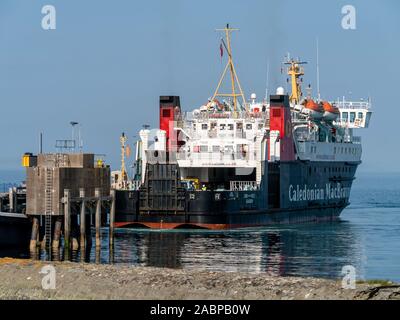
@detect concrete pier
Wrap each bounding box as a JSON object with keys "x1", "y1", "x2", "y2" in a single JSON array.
[{"x1": 24, "y1": 153, "x2": 111, "y2": 259}]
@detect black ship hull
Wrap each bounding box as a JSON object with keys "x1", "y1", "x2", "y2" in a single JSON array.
[
  {"x1": 115, "y1": 160, "x2": 358, "y2": 229},
  {"x1": 0, "y1": 212, "x2": 31, "y2": 247}
]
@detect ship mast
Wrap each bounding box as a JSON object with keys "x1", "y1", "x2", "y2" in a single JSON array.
[
  {"x1": 212, "y1": 24, "x2": 248, "y2": 112},
  {"x1": 119, "y1": 132, "x2": 128, "y2": 187},
  {"x1": 284, "y1": 58, "x2": 307, "y2": 104}
]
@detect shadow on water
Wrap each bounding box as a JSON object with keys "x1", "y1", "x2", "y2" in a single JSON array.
[{"x1": 107, "y1": 220, "x2": 363, "y2": 279}]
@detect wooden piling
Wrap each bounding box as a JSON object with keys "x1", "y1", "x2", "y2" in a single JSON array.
[
  {"x1": 109, "y1": 189, "x2": 116, "y2": 247},
  {"x1": 64, "y1": 189, "x2": 71, "y2": 251},
  {"x1": 86, "y1": 215, "x2": 92, "y2": 247},
  {"x1": 71, "y1": 214, "x2": 79, "y2": 251},
  {"x1": 95, "y1": 246, "x2": 101, "y2": 264},
  {"x1": 95, "y1": 188, "x2": 101, "y2": 248},
  {"x1": 52, "y1": 217, "x2": 62, "y2": 250},
  {"x1": 80, "y1": 188, "x2": 86, "y2": 249},
  {"x1": 29, "y1": 216, "x2": 39, "y2": 252},
  {"x1": 72, "y1": 238, "x2": 79, "y2": 251},
  {"x1": 40, "y1": 235, "x2": 47, "y2": 251}
]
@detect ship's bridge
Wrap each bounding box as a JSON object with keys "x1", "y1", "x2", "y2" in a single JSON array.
[{"x1": 333, "y1": 99, "x2": 372, "y2": 129}]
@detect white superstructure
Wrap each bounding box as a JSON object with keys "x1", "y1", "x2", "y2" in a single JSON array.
[{"x1": 131, "y1": 26, "x2": 372, "y2": 192}]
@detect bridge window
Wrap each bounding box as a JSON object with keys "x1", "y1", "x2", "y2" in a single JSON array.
[
  {"x1": 246, "y1": 124, "x2": 253, "y2": 130},
  {"x1": 342, "y1": 112, "x2": 349, "y2": 122},
  {"x1": 358, "y1": 112, "x2": 364, "y2": 119},
  {"x1": 224, "y1": 145, "x2": 234, "y2": 154},
  {"x1": 228, "y1": 123, "x2": 234, "y2": 130},
  {"x1": 219, "y1": 124, "x2": 226, "y2": 130},
  {"x1": 201, "y1": 123, "x2": 208, "y2": 130},
  {"x1": 350, "y1": 112, "x2": 356, "y2": 123}
]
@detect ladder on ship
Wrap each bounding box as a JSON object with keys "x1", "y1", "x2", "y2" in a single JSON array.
[{"x1": 44, "y1": 168, "x2": 53, "y2": 253}]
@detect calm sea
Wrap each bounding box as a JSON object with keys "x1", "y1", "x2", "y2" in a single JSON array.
[{"x1": 1, "y1": 170, "x2": 399, "y2": 282}]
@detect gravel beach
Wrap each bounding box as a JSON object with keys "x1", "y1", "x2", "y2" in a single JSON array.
[{"x1": 0, "y1": 258, "x2": 399, "y2": 300}]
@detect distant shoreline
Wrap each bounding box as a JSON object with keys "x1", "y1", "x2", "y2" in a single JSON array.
[{"x1": 0, "y1": 258, "x2": 398, "y2": 300}]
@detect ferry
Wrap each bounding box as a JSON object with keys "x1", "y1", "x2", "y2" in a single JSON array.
[{"x1": 113, "y1": 25, "x2": 372, "y2": 229}]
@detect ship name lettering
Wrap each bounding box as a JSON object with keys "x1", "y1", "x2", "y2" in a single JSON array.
[{"x1": 289, "y1": 183, "x2": 349, "y2": 202}]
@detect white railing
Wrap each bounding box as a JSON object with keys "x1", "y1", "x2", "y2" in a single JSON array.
[
  {"x1": 295, "y1": 131, "x2": 316, "y2": 142},
  {"x1": 230, "y1": 181, "x2": 259, "y2": 191},
  {"x1": 182, "y1": 110, "x2": 268, "y2": 121},
  {"x1": 180, "y1": 128, "x2": 250, "y2": 141},
  {"x1": 176, "y1": 151, "x2": 252, "y2": 162},
  {"x1": 333, "y1": 100, "x2": 371, "y2": 110},
  {"x1": 351, "y1": 136, "x2": 362, "y2": 144}
]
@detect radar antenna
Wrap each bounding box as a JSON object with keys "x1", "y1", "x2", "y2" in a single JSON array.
[{"x1": 284, "y1": 57, "x2": 307, "y2": 104}]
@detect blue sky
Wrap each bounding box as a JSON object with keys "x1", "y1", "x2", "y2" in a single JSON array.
[{"x1": 0, "y1": 0, "x2": 399, "y2": 173}]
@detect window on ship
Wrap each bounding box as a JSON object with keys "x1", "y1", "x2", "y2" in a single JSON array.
[{"x1": 350, "y1": 112, "x2": 356, "y2": 123}]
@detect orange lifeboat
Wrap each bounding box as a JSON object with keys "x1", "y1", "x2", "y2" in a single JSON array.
[
  {"x1": 322, "y1": 101, "x2": 340, "y2": 121},
  {"x1": 304, "y1": 99, "x2": 324, "y2": 119}
]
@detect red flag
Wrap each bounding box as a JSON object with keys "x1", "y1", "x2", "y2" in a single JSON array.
[{"x1": 220, "y1": 43, "x2": 223, "y2": 58}]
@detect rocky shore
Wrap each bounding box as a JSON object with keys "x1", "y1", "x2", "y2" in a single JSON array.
[{"x1": 0, "y1": 258, "x2": 399, "y2": 300}]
